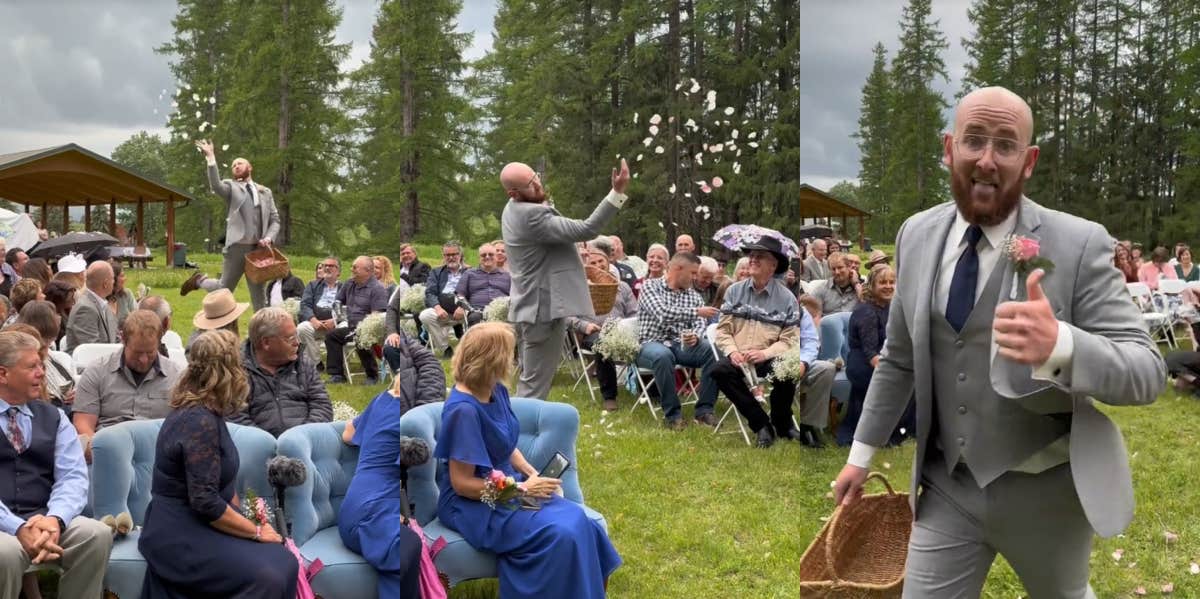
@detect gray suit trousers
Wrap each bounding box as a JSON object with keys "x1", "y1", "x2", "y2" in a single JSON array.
[
  {"x1": 903, "y1": 452, "x2": 1097, "y2": 599},
  {"x1": 515, "y1": 319, "x2": 566, "y2": 400},
  {"x1": 201, "y1": 242, "x2": 267, "y2": 310}
]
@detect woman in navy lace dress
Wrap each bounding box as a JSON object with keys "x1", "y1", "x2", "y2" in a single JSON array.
[{"x1": 139, "y1": 330, "x2": 298, "y2": 598}]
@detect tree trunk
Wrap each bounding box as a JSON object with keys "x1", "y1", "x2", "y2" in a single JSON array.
[
  {"x1": 402, "y1": 66, "x2": 419, "y2": 241},
  {"x1": 276, "y1": 0, "x2": 293, "y2": 245}
]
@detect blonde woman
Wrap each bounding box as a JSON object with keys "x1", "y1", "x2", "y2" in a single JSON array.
[
  {"x1": 373, "y1": 255, "x2": 398, "y2": 298},
  {"x1": 138, "y1": 330, "x2": 298, "y2": 598},
  {"x1": 435, "y1": 322, "x2": 621, "y2": 598}
]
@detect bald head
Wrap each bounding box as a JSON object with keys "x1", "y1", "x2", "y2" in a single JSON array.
[
  {"x1": 231, "y1": 157, "x2": 253, "y2": 181},
  {"x1": 85, "y1": 261, "x2": 114, "y2": 297},
  {"x1": 675, "y1": 234, "x2": 695, "y2": 254},
  {"x1": 954, "y1": 86, "x2": 1034, "y2": 145},
  {"x1": 500, "y1": 162, "x2": 545, "y2": 202}
]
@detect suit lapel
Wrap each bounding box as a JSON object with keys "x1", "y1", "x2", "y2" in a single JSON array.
[
  {"x1": 912, "y1": 204, "x2": 957, "y2": 354},
  {"x1": 996, "y1": 196, "x2": 1042, "y2": 304}
]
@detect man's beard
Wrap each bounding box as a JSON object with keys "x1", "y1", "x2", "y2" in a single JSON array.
[
  {"x1": 519, "y1": 187, "x2": 546, "y2": 203},
  {"x1": 950, "y1": 170, "x2": 1022, "y2": 226}
]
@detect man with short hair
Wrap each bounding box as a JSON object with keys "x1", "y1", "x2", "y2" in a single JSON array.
[
  {"x1": 567, "y1": 248, "x2": 639, "y2": 412},
  {"x1": 64, "y1": 261, "x2": 117, "y2": 348},
  {"x1": 592, "y1": 236, "x2": 637, "y2": 289},
  {"x1": 802, "y1": 239, "x2": 830, "y2": 281},
  {"x1": 297, "y1": 257, "x2": 343, "y2": 369},
  {"x1": 4, "y1": 249, "x2": 28, "y2": 278},
  {"x1": 695, "y1": 256, "x2": 720, "y2": 306},
  {"x1": 325, "y1": 256, "x2": 389, "y2": 385},
  {"x1": 234, "y1": 307, "x2": 331, "y2": 436},
  {"x1": 452, "y1": 243, "x2": 511, "y2": 323},
  {"x1": 181, "y1": 140, "x2": 281, "y2": 311},
  {"x1": 675, "y1": 234, "x2": 696, "y2": 255},
  {"x1": 0, "y1": 330, "x2": 112, "y2": 598},
  {"x1": 712, "y1": 239, "x2": 833, "y2": 448},
  {"x1": 419, "y1": 242, "x2": 469, "y2": 358},
  {"x1": 814, "y1": 253, "x2": 861, "y2": 315},
  {"x1": 635, "y1": 252, "x2": 719, "y2": 429},
  {"x1": 397, "y1": 243, "x2": 431, "y2": 285},
  {"x1": 610, "y1": 235, "x2": 647, "y2": 279},
  {"x1": 72, "y1": 310, "x2": 183, "y2": 463},
  {"x1": 137, "y1": 295, "x2": 173, "y2": 356}
]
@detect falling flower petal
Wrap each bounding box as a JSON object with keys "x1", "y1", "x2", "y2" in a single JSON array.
[
  {"x1": 221, "y1": 163, "x2": 228, "y2": 168},
  {"x1": 649, "y1": 125, "x2": 659, "y2": 136},
  {"x1": 674, "y1": 82, "x2": 683, "y2": 91},
  {"x1": 702, "y1": 143, "x2": 709, "y2": 151},
  {"x1": 733, "y1": 162, "x2": 742, "y2": 174},
  {"x1": 654, "y1": 146, "x2": 664, "y2": 154},
  {"x1": 748, "y1": 142, "x2": 759, "y2": 148},
  {"x1": 171, "y1": 100, "x2": 178, "y2": 107},
  {"x1": 748, "y1": 131, "x2": 758, "y2": 139},
  {"x1": 685, "y1": 118, "x2": 697, "y2": 130},
  {"x1": 1134, "y1": 587, "x2": 1146, "y2": 596},
  {"x1": 181, "y1": 132, "x2": 189, "y2": 140},
  {"x1": 192, "y1": 93, "x2": 200, "y2": 102},
  {"x1": 657, "y1": 221, "x2": 664, "y2": 228},
  {"x1": 675, "y1": 135, "x2": 684, "y2": 143},
  {"x1": 684, "y1": 192, "x2": 691, "y2": 198},
  {"x1": 727, "y1": 142, "x2": 737, "y2": 151},
  {"x1": 694, "y1": 206, "x2": 703, "y2": 212},
  {"x1": 668, "y1": 116, "x2": 675, "y2": 123},
  {"x1": 194, "y1": 111, "x2": 202, "y2": 119},
  {"x1": 724, "y1": 107, "x2": 735, "y2": 115},
  {"x1": 712, "y1": 177, "x2": 724, "y2": 188},
  {"x1": 183, "y1": 83, "x2": 191, "y2": 90},
  {"x1": 649, "y1": 114, "x2": 662, "y2": 125},
  {"x1": 736, "y1": 149, "x2": 743, "y2": 157},
  {"x1": 694, "y1": 154, "x2": 704, "y2": 165},
  {"x1": 689, "y1": 79, "x2": 700, "y2": 93},
  {"x1": 209, "y1": 96, "x2": 216, "y2": 104},
  {"x1": 711, "y1": 143, "x2": 724, "y2": 153},
  {"x1": 198, "y1": 122, "x2": 208, "y2": 132},
  {"x1": 700, "y1": 184, "x2": 712, "y2": 194},
  {"x1": 1190, "y1": 562, "x2": 1199, "y2": 575},
  {"x1": 882, "y1": 462, "x2": 891, "y2": 470},
  {"x1": 636, "y1": 154, "x2": 643, "y2": 161},
  {"x1": 221, "y1": 144, "x2": 230, "y2": 151},
  {"x1": 633, "y1": 112, "x2": 639, "y2": 124},
  {"x1": 899, "y1": 427, "x2": 906, "y2": 435},
  {"x1": 669, "y1": 184, "x2": 677, "y2": 194},
  {"x1": 703, "y1": 212, "x2": 711, "y2": 220},
  {"x1": 732, "y1": 129, "x2": 739, "y2": 139},
  {"x1": 632, "y1": 173, "x2": 638, "y2": 179},
  {"x1": 643, "y1": 137, "x2": 653, "y2": 147}
]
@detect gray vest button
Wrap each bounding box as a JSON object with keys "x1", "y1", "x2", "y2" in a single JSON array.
[
  {"x1": 957, "y1": 373, "x2": 966, "y2": 382},
  {"x1": 957, "y1": 405, "x2": 967, "y2": 415}
]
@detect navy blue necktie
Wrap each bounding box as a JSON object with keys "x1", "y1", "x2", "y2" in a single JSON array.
[{"x1": 946, "y1": 225, "x2": 984, "y2": 332}]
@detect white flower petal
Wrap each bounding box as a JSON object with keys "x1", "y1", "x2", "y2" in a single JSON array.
[
  {"x1": 649, "y1": 125, "x2": 659, "y2": 136},
  {"x1": 733, "y1": 162, "x2": 741, "y2": 174},
  {"x1": 712, "y1": 177, "x2": 724, "y2": 188},
  {"x1": 668, "y1": 116, "x2": 675, "y2": 123},
  {"x1": 636, "y1": 154, "x2": 643, "y2": 161},
  {"x1": 711, "y1": 143, "x2": 723, "y2": 153},
  {"x1": 221, "y1": 144, "x2": 230, "y2": 151},
  {"x1": 209, "y1": 96, "x2": 216, "y2": 104},
  {"x1": 657, "y1": 221, "x2": 664, "y2": 228},
  {"x1": 748, "y1": 142, "x2": 759, "y2": 148},
  {"x1": 694, "y1": 206, "x2": 703, "y2": 212},
  {"x1": 633, "y1": 112, "x2": 639, "y2": 124},
  {"x1": 649, "y1": 113, "x2": 662, "y2": 125},
  {"x1": 732, "y1": 129, "x2": 739, "y2": 139},
  {"x1": 192, "y1": 93, "x2": 200, "y2": 102},
  {"x1": 195, "y1": 111, "x2": 202, "y2": 119},
  {"x1": 1190, "y1": 562, "x2": 1199, "y2": 575},
  {"x1": 643, "y1": 137, "x2": 653, "y2": 147},
  {"x1": 632, "y1": 173, "x2": 639, "y2": 179},
  {"x1": 183, "y1": 83, "x2": 191, "y2": 90},
  {"x1": 669, "y1": 184, "x2": 677, "y2": 194},
  {"x1": 654, "y1": 146, "x2": 664, "y2": 154},
  {"x1": 689, "y1": 79, "x2": 700, "y2": 93},
  {"x1": 700, "y1": 184, "x2": 712, "y2": 194},
  {"x1": 683, "y1": 192, "x2": 691, "y2": 198},
  {"x1": 181, "y1": 132, "x2": 189, "y2": 140},
  {"x1": 675, "y1": 135, "x2": 684, "y2": 143},
  {"x1": 171, "y1": 100, "x2": 178, "y2": 107},
  {"x1": 685, "y1": 118, "x2": 697, "y2": 130},
  {"x1": 724, "y1": 107, "x2": 735, "y2": 115},
  {"x1": 748, "y1": 131, "x2": 757, "y2": 139},
  {"x1": 736, "y1": 149, "x2": 742, "y2": 156}
]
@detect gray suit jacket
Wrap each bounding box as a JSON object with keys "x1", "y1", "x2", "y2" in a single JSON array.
[
  {"x1": 501, "y1": 194, "x2": 620, "y2": 324},
  {"x1": 207, "y1": 164, "x2": 281, "y2": 248},
  {"x1": 855, "y1": 197, "x2": 1165, "y2": 538},
  {"x1": 65, "y1": 289, "x2": 118, "y2": 349}
]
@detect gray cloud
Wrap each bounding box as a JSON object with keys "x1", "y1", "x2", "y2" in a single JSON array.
[
  {"x1": 0, "y1": 0, "x2": 498, "y2": 158},
  {"x1": 800, "y1": 0, "x2": 973, "y2": 190}
]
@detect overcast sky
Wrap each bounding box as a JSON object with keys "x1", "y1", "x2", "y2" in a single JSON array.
[
  {"x1": 0, "y1": 0, "x2": 498, "y2": 158},
  {"x1": 800, "y1": 0, "x2": 974, "y2": 192}
]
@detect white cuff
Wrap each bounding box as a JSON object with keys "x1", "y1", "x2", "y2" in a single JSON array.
[
  {"x1": 1032, "y1": 321, "x2": 1074, "y2": 384},
  {"x1": 605, "y1": 190, "x2": 628, "y2": 209},
  {"x1": 206, "y1": 157, "x2": 217, "y2": 167},
  {"x1": 847, "y1": 441, "x2": 879, "y2": 469}
]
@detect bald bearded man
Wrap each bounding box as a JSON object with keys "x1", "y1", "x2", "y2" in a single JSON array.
[
  {"x1": 501, "y1": 159, "x2": 630, "y2": 399},
  {"x1": 181, "y1": 139, "x2": 280, "y2": 311}
]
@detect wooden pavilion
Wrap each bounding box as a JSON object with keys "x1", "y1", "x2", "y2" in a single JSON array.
[{"x1": 799, "y1": 183, "x2": 871, "y2": 249}]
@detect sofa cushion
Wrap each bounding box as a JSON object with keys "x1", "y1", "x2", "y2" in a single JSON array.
[
  {"x1": 103, "y1": 531, "x2": 146, "y2": 599},
  {"x1": 276, "y1": 422, "x2": 359, "y2": 546},
  {"x1": 300, "y1": 527, "x2": 378, "y2": 599}
]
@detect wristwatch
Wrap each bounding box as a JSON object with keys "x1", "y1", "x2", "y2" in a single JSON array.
[
  {"x1": 52, "y1": 516, "x2": 65, "y2": 533},
  {"x1": 253, "y1": 525, "x2": 262, "y2": 541}
]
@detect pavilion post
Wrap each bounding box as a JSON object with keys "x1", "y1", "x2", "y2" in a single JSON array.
[
  {"x1": 166, "y1": 199, "x2": 176, "y2": 268},
  {"x1": 22, "y1": 205, "x2": 28, "y2": 214},
  {"x1": 61, "y1": 202, "x2": 69, "y2": 234},
  {"x1": 84, "y1": 202, "x2": 91, "y2": 232},
  {"x1": 859, "y1": 215, "x2": 865, "y2": 250},
  {"x1": 109, "y1": 200, "x2": 117, "y2": 238},
  {"x1": 136, "y1": 198, "x2": 145, "y2": 248},
  {"x1": 40, "y1": 202, "x2": 47, "y2": 230}
]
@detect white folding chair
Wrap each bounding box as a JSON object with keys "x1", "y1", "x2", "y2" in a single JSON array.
[
  {"x1": 161, "y1": 330, "x2": 184, "y2": 351},
  {"x1": 71, "y1": 343, "x2": 123, "y2": 375},
  {"x1": 1127, "y1": 282, "x2": 1176, "y2": 348},
  {"x1": 705, "y1": 324, "x2": 752, "y2": 445},
  {"x1": 569, "y1": 330, "x2": 599, "y2": 403},
  {"x1": 166, "y1": 347, "x2": 188, "y2": 370}
]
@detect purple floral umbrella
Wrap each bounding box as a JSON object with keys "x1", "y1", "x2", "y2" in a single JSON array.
[{"x1": 712, "y1": 224, "x2": 800, "y2": 258}]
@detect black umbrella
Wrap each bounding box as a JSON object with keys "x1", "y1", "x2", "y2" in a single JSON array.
[
  {"x1": 797, "y1": 224, "x2": 833, "y2": 240},
  {"x1": 29, "y1": 231, "x2": 119, "y2": 259}
]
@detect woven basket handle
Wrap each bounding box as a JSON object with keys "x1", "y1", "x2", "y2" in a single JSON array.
[{"x1": 823, "y1": 472, "x2": 897, "y2": 580}]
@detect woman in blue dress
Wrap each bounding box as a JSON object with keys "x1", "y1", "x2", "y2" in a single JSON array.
[
  {"x1": 435, "y1": 322, "x2": 621, "y2": 598},
  {"x1": 338, "y1": 331, "x2": 446, "y2": 597},
  {"x1": 139, "y1": 330, "x2": 298, "y2": 598}
]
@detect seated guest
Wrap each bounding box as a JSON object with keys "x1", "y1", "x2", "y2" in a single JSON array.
[
  {"x1": 695, "y1": 256, "x2": 720, "y2": 306},
  {"x1": 5, "y1": 248, "x2": 28, "y2": 280},
  {"x1": 17, "y1": 301, "x2": 76, "y2": 417},
  {"x1": 107, "y1": 263, "x2": 137, "y2": 328},
  {"x1": 396, "y1": 243, "x2": 431, "y2": 285},
  {"x1": 419, "y1": 242, "x2": 469, "y2": 358},
  {"x1": 0, "y1": 330, "x2": 112, "y2": 599},
  {"x1": 138, "y1": 295, "x2": 174, "y2": 356},
  {"x1": 632, "y1": 243, "x2": 669, "y2": 298},
  {"x1": 635, "y1": 252, "x2": 719, "y2": 429},
  {"x1": 610, "y1": 234, "x2": 647, "y2": 278},
  {"x1": 374, "y1": 255, "x2": 399, "y2": 298},
  {"x1": 865, "y1": 249, "x2": 891, "y2": 270},
  {"x1": 325, "y1": 256, "x2": 389, "y2": 385},
  {"x1": 836, "y1": 264, "x2": 909, "y2": 446},
  {"x1": 434, "y1": 323, "x2": 621, "y2": 598},
  {"x1": 1132, "y1": 242, "x2": 1145, "y2": 268},
  {"x1": 266, "y1": 269, "x2": 304, "y2": 307},
  {"x1": 712, "y1": 239, "x2": 834, "y2": 448},
  {"x1": 64, "y1": 261, "x2": 116, "y2": 349},
  {"x1": 21, "y1": 258, "x2": 52, "y2": 289},
  {"x1": 1139, "y1": 245, "x2": 1179, "y2": 290},
  {"x1": 73, "y1": 310, "x2": 184, "y2": 463},
  {"x1": 43, "y1": 281, "x2": 76, "y2": 347},
  {"x1": 187, "y1": 289, "x2": 249, "y2": 350},
  {"x1": 1177, "y1": 246, "x2": 1199, "y2": 282},
  {"x1": 1114, "y1": 243, "x2": 1139, "y2": 283},
  {"x1": 337, "y1": 335, "x2": 446, "y2": 598},
  {"x1": 814, "y1": 253, "x2": 861, "y2": 315},
  {"x1": 452, "y1": 243, "x2": 511, "y2": 323},
  {"x1": 234, "y1": 307, "x2": 332, "y2": 436},
  {"x1": 802, "y1": 238, "x2": 830, "y2": 281},
  {"x1": 296, "y1": 257, "x2": 342, "y2": 370},
  {"x1": 591, "y1": 236, "x2": 637, "y2": 289},
  {"x1": 7, "y1": 279, "x2": 43, "y2": 327},
  {"x1": 490, "y1": 239, "x2": 509, "y2": 271},
  {"x1": 675, "y1": 234, "x2": 696, "y2": 255},
  {"x1": 383, "y1": 310, "x2": 449, "y2": 389},
  {"x1": 799, "y1": 294, "x2": 822, "y2": 329},
  {"x1": 53, "y1": 253, "x2": 86, "y2": 292},
  {"x1": 712, "y1": 257, "x2": 752, "y2": 309},
  {"x1": 138, "y1": 330, "x2": 298, "y2": 598},
  {"x1": 567, "y1": 248, "x2": 639, "y2": 412}
]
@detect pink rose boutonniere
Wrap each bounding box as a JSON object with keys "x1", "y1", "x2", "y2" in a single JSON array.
[{"x1": 1003, "y1": 235, "x2": 1054, "y2": 299}]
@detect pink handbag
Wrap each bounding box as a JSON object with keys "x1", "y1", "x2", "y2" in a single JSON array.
[
  {"x1": 407, "y1": 519, "x2": 448, "y2": 599},
  {"x1": 285, "y1": 538, "x2": 324, "y2": 599}
]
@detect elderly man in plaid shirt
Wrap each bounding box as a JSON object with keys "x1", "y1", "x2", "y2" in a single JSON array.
[{"x1": 635, "y1": 252, "x2": 720, "y2": 429}]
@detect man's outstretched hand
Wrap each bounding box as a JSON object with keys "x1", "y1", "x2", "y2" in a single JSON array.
[
  {"x1": 611, "y1": 158, "x2": 630, "y2": 195},
  {"x1": 195, "y1": 139, "x2": 215, "y2": 160}
]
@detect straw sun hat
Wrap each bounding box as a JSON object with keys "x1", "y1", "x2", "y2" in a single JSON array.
[{"x1": 192, "y1": 288, "x2": 250, "y2": 329}]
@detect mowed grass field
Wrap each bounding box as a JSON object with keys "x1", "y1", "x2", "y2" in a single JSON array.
[{"x1": 96, "y1": 245, "x2": 1200, "y2": 599}]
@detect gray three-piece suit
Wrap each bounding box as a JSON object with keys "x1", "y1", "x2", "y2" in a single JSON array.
[{"x1": 203, "y1": 163, "x2": 281, "y2": 310}]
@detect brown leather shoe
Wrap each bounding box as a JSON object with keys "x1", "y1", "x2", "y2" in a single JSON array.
[
  {"x1": 602, "y1": 399, "x2": 618, "y2": 412},
  {"x1": 180, "y1": 271, "x2": 205, "y2": 296},
  {"x1": 665, "y1": 418, "x2": 687, "y2": 431},
  {"x1": 694, "y1": 413, "x2": 718, "y2": 427}
]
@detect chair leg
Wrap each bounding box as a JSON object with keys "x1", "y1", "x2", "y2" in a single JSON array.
[{"x1": 631, "y1": 371, "x2": 659, "y2": 418}]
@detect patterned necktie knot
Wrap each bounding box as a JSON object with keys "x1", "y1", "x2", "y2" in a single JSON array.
[{"x1": 5, "y1": 406, "x2": 24, "y2": 454}]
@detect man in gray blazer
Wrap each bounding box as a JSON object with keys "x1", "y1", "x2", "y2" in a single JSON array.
[
  {"x1": 65, "y1": 261, "x2": 118, "y2": 349},
  {"x1": 180, "y1": 139, "x2": 281, "y2": 311},
  {"x1": 500, "y1": 159, "x2": 630, "y2": 399},
  {"x1": 833, "y1": 87, "x2": 1165, "y2": 597}
]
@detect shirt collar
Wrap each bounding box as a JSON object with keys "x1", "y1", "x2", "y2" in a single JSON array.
[
  {"x1": 0, "y1": 399, "x2": 32, "y2": 417},
  {"x1": 950, "y1": 207, "x2": 1018, "y2": 251},
  {"x1": 116, "y1": 350, "x2": 162, "y2": 376}
]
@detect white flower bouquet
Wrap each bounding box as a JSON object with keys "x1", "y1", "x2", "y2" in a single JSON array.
[
  {"x1": 399, "y1": 284, "x2": 426, "y2": 314},
  {"x1": 332, "y1": 401, "x2": 360, "y2": 422},
  {"x1": 354, "y1": 312, "x2": 386, "y2": 350},
  {"x1": 592, "y1": 320, "x2": 640, "y2": 363},
  {"x1": 282, "y1": 297, "x2": 301, "y2": 323},
  {"x1": 483, "y1": 296, "x2": 510, "y2": 322},
  {"x1": 767, "y1": 350, "x2": 805, "y2": 383}
]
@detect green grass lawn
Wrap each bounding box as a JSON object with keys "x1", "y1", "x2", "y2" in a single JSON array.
[{"x1": 112, "y1": 249, "x2": 1200, "y2": 599}]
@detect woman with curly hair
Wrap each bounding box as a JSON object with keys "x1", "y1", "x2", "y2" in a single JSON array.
[{"x1": 138, "y1": 330, "x2": 298, "y2": 598}]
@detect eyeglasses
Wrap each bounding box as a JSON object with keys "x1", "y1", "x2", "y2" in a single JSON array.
[
  {"x1": 320, "y1": 263, "x2": 338, "y2": 269},
  {"x1": 443, "y1": 252, "x2": 460, "y2": 258},
  {"x1": 955, "y1": 133, "x2": 1027, "y2": 162},
  {"x1": 275, "y1": 334, "x2": 299, "y2": 344},
  {"x1": 479, "y1": 253, "x2": 495, "y2": 258}
]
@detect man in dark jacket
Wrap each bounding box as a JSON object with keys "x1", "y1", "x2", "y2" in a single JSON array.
[
  {"x1": 397, "y1": 243, "x2": 431, "y2": 286},
  {"x1": 297, "y1": 257, "x2": 343, "y2": 369},
  {"x1": 420, "y1": 242, "x2": 468, "y2": 357},
  {"x1": 381, "y1": 330, "x2": 446, "y2": 412},
  {"x1": 326, "y1": 256, "x2": 389, "y2": 384},
  {"x1": 234, "y1": 307, "x2": 332, "y2": 436}
]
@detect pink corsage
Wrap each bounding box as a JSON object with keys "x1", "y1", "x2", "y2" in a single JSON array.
[{"x1": 1002, "y1": 235, "x2": 1054, "y2": 299}]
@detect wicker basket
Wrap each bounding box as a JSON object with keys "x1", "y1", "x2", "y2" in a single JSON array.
[
  {"x1": 586, "y1": 265, "x2": 619, "y2": 315},
  {"x1": 798, "y1": 473, "x2": 911, "y2": 598},
  {"x1": 244, "y1": 246, "x2": 290, "y2": 284}
]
